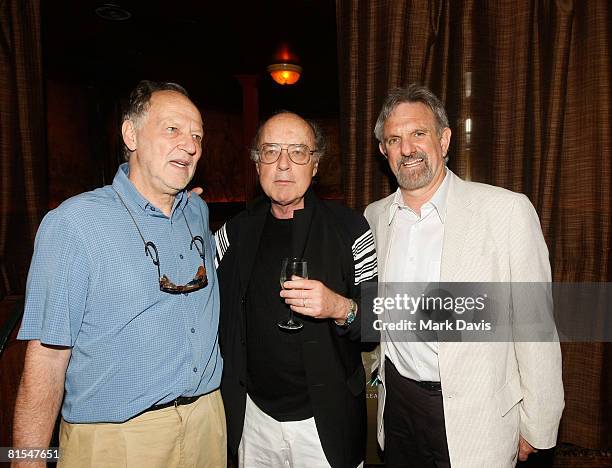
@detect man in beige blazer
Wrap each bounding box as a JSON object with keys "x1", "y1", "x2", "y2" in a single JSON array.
[{"x1": 364, "y1": 84, "x2": 564, "y2": 468}]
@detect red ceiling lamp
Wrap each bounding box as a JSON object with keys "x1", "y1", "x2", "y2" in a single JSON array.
[{"x1": 267, "y1": 44, "x2": 302, "y2": 86}]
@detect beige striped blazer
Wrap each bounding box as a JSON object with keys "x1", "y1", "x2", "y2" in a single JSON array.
[{"x1": 364, "y1": 170, "x2": 564, "y2": 468}]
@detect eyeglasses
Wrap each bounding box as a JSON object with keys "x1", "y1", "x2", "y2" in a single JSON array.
[
  {"x1": 113, "y1": 188, "x2": 208, "y2": 294},
  {"x1": 257, "y1": 143, "x2": 316, "y2": 165}
]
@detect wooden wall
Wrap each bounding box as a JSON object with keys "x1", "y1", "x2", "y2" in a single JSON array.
[
  {"x1": 45, "y1": 80, "x2": 343, "y2": 210},
  {"x1": 0, "y1": 297, "x2": 26, "y2": 450}
]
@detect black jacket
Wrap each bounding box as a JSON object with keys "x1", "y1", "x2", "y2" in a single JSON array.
[{"x1": 215, "y1": 189, "x2": 377, "y2": 468}]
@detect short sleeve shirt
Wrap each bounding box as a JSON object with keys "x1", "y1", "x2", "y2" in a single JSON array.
[{"x1": 18, "y1": 163, "x2": 222, "y2": 423}]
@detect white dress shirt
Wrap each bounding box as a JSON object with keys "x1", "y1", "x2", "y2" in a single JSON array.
[{"x1": 383, "y1": 170, "x2": 450, "y2": 382}]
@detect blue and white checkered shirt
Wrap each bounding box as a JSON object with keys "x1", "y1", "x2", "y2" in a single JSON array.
[{"x1": 18, "y1": 163, "x2": 222, "y2": 423}]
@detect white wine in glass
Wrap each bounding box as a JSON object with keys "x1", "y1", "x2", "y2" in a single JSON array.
[{"x1": 278, "y1": 257, "x2": 307, "y2": 330}]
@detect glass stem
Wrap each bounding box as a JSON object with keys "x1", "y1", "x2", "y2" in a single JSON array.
[{"x1": 289, "y1": 306, "x2": 295, "y2": 323}]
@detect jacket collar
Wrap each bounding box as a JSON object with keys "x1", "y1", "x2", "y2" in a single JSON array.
[
  {"x1": 239, "y1": 187, "x2": 319, "y2": 290},
  {"x1": 387, "y1": 169, "x2": 451, "y2": 225}
]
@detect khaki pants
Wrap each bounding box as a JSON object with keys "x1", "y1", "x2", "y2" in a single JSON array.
[{"x1": 58, "y1": 390, "x2": 226, "y2": 468}]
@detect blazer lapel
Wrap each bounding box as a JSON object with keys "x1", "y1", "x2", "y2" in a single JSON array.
[
  {"x1": 238, "y1": 197, "x2": 269, "y2": 295},
  {"x1": 291, "y1": 189, "x2": 316, "y2": 259},
  {"x1": 438, "y1": 173, "x2": 475, "y2": 367},
  {"x1": 440, "y1": 172, "x2": 474, "y2": 282},
  {"x1": 287, "y1": 191, "x2": 330, "y2": 346},
  {"x1": 376, "y1": 197, "x2": 395, "y2": 282}
]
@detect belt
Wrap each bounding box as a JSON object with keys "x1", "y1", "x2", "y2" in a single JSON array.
[
  {"x1": 145, "y1": 394, "x2": 202, "y2": 413},
  {"x1": 410, "y1": 378, "x2": 442, "y2": 392},
  {"x1": 387, "y1": 359, "x2": 442, "y2": 392}
]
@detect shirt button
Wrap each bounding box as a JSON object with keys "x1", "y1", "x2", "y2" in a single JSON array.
[
  {"x1": 149, "y1": 206, "x2": 155, "y2": 211},
  {"x1": 191, "y1": 328, "x2": 196, "y2": 333},
  {"x1": 193, "y1": 367, "x2": 198, "y2": 373},
  {"x1": 180, "y1": 254, "x2": 184, "y2": 259}
]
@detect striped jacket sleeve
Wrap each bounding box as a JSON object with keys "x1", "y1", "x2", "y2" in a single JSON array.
[
  {"x1": 213, "y1": 222, "x2": 230, "y2": 269},
  {"x1": 352, "y1": 228, "x2": 377, "y2": 285}
]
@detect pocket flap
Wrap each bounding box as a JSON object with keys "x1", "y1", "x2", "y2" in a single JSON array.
[{"x1": 495, "y1": 372, "x2": 523, "y2": 417}]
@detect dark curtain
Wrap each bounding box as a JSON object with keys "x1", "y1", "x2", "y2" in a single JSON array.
[
  {"x1": 0, "y1": 0, "x2": 46, "y2": 299},
  {"x1": 337, "y1": 0, "x2": 611, "y2": 450}
]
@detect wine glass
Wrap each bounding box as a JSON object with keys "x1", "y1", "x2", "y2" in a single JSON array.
[{"x1": 278, "y1": 257, "x2": 308, "y2": 330}]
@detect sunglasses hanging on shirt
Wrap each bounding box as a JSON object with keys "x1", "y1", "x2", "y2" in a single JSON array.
[{"x1": 112, "y1": 188, "x2": 208, "y2": 294}]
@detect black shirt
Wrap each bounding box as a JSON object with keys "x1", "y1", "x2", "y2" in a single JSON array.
[{"x1": 245, "y1": 212, "x2": 312, "y2": 421}]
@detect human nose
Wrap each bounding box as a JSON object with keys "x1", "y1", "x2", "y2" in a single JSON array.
[
  {"x1": 400, "y1": 138, "x2": 416, "y2": 156},
  {"x1": 276, "y1": 148, "x2": 291, "y2": 170},
  {"x1": 179, "y1": 132, "x2": 197, "y2": 155}
]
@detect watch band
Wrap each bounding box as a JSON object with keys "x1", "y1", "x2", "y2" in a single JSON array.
[{"x1": 335, "y1": 299, "x2": 358, "y2": 327}]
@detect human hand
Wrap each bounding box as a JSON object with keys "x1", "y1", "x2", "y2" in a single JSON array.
[
  {"x1": 518, "y1": 435, "x2": 537, "y2": 462},
  {"x1": 280, "y1": 278, "x2": 349, "y2": 320},
  {"x1": 189, "y1": 186, "x2": 203, "y2": 198}
]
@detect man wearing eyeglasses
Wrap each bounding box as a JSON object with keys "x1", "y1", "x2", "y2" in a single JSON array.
[
  {"x1": 13, "y1": 81, "x2": 225, "y2": 468},
  {"x1": 215, "y1": 111, "x2": 377, "y2": 468}
]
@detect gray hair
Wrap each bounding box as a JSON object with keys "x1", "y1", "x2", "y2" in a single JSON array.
[
  {"x1": 250, "y1": 111, "x2": 326, "y2": 163},
  {"x1": 122, "y1": 80, "x2": 190, "y2": 160},
  {"x1": 374, "y1": 84, "x2": 449, "y2": 144}
]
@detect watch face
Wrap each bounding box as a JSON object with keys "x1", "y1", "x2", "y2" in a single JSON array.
[
  {"x1": 345, "y1": 299, "x2": 357, "y2": 325},
  {"x1": 346, "y1": 311, "x2": 356, "y2": 325}
]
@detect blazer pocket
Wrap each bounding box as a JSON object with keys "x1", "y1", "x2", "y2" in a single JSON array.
[
  {"x1": 495, "y1": 372, "x2": 523, "y2": 417},
  {"x1": 346, "y1": 366, "x2": 366, "y2": 396}
]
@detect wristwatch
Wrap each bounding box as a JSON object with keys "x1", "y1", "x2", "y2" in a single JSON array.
[{"x1": 335, "y1": 299, "x2": 358, "y2": 327}]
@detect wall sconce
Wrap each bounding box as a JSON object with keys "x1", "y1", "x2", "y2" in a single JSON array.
[{"x1": 267, "y1": 63, "x2": 303, "y2": 85}]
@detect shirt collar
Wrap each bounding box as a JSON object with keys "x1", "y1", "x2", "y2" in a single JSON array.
[
  {"x1": 111, "y1": 163, "x2": 188, "y2": 217},
  {"x1": 387, "y1": 168, "x2": 451, "y2": 225}
]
